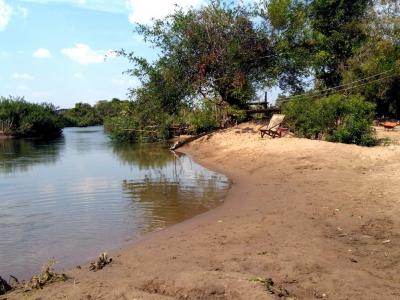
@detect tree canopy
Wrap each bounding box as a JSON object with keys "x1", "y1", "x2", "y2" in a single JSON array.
[{"x1": 123, "y1": 0, "x2": 278, "y2": 109}]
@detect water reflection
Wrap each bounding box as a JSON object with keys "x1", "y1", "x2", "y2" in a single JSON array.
[
  {"x1": 112, "y1": 142, "x2": 173, "y2": 169},
  {"x1": 0, "y1": 127, "x2": 229, "y2": 280},
  {"x1": 114, "y1": 142, "x2": 229, "y2": 232},
  {"x1": 0, "y1": 137, "x2": 64, "y2": 174},
  {"x1": 122, "y1": 161, "x2": 228, "y2": 233}
]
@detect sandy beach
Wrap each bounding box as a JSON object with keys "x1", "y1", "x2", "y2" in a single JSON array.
[{"x1": 3, "y1": 123, "x2": 400, "y2": 299}]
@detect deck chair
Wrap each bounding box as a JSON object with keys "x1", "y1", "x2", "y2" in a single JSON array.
[{"x1": 259, "y1": 114, "x2": 286, "y2": 138}]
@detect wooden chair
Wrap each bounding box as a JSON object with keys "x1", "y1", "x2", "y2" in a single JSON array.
[{"x1": 259, "y1": 114, "x2": 287, "y2": 138}]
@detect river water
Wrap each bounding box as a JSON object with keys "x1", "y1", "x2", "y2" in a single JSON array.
[{"x1": 0, "y1": 126, "x2": 229, "y2": 279}]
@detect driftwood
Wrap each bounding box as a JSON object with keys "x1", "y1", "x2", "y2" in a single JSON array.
[{"x1": 170, "y1": 130, "x2": 218, "y2": 151}]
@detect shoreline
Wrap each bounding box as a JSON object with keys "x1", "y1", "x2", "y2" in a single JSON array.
[{"x1": 3, "y1": 123, "x2": 400, "y2": 299}]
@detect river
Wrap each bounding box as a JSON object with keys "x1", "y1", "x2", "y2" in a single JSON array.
[{"x1": 0, "y1": 126, "x2": 229, "y2": 280}]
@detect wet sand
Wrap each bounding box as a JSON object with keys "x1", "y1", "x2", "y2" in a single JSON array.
[{"x1": 3, "y1": 123, "x2": 400, "y2": 299}]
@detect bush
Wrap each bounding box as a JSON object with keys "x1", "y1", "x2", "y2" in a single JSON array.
[
  {"x1": 283, "y1": 94, "x2": 377, "y2": 146},
  {"x1": 182, "y1": 101, "x2": 220, "y2": 134},
  {"x1": 0, "y1": 96, "x2": 62, "y2": 138},
  {"x1": 103, "y1": 100, "x2": 173, "y2": 142},
  {"x1": 228, "y1": 105, "x2": 247, "y2": 123},
  {"x1": 60, "y1": 103, "x2": 102, "y2": 127},
  {"x1": 104, "y1": 116, "x2": 139, "y2": 142}
]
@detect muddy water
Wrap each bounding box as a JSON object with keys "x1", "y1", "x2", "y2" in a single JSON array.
[{"x1": 0, "y1": 127, "x2": 229, "y2": 279}]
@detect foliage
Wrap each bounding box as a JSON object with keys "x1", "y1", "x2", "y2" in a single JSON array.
[
  {"x1": 121, "y1": 0, "x2": 278, "y2": 119},
  {"x1": 341, "y1": 2, "x2": 400, "y2": 118},
  {"x1": 228, "y1": 105, "x2": 247, "y2": 123},
  {"x1": 103, "y1": 100, "x2": 171, "y2": 142},
  {"x1": 60, "y1": 102, "x2": 102, "y2": 127},
  {"x1": 0, "y1": 96, "x2": 62, "y2": 138},
  {"x1": 264, "y1": 0, "x2": 313, "y2": 93},
  {"x1": 100, "y1": 0, "x2": 399, "y2": 143},
  {"x1": 283, "y1": 94, "x2": 377, "y2": 146},
  {"x1": 308, "y1": 0, "x2": 373, "y2": 87},
  {"x1": 104, "y1": 115, "x2": 139, "y2": 142},
  {"x1": 95, "y1": 98, "x2": 128, "y2": 120},
  {"x1": 114, "y1": 0, "x2": 286, "y2": 139},
  {"x1": 182, "y1": 101, "x2": 220, "y2": 134},
  {"x1": 60, "y1": 99, "x2": 130, "y2": 128}
]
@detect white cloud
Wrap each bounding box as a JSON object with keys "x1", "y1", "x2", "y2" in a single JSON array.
[
  {"x1": 12, "y1": 72, "x2": 34, "y2": 80},
  {"x1": 61, "y1": 43, "x2": 111, "y2": 65},
  {"x1": 33, "y1": 48, "x2": 52, "y2": 58},
  {"x1": 0, "y1": 0, "x2": 12, "y2": 31},
  {"x1": 17, "y1": 85, "x2": 28, "y2": 90},
  {"x1": 73, "y1": 72, "x2": 83, "y2": 78},
  {"x1": 126, "y1": 0, "x2": 203, "y2": 24}
]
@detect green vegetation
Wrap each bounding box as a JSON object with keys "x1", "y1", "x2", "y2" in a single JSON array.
[
  {"x1": 283, "y1": 94, "x2": 377, "y2": 146},
  {"x1": 102, "y1": 0, "x2": 398, "y2": 145},
  {"x1": 60, "y1": 98, "x2": 129, "y2": 128},
  {"x1": 308, "y1": 0, "x2": 372, "y2": 88},
  {"x1": 110, "y1": 0, "x2": 279, "y2": 141},
  {"x1": 2, "y1": 0, "x2": 398, "y2": 146},
  {"x1": 60, "y1": 103, "x2": 102, "y2": 127},
  {"x1": 0, "y1": 96, "x2": 62, "y2": 138}
]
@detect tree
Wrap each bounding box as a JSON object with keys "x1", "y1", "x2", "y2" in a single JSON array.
[
  {"x1": 61, "y1": 103, "x2": 102, "y2": 127},
  {"x1": 309, "y1": 0, "x2": 373, "y2": 87},
  {"x1": 123, "y1": 0, "x2": 278, "y2": 109},
  {"x1": 342, "y1": 1, "x2": 400, "y2": 118},
  {"x1": 264, "y1": 0, "x2": 313, "y2": 93}
]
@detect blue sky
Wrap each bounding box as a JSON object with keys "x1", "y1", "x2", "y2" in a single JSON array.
[{"x1": 0, "y1": 0, "x2": 278, "y2": 108}]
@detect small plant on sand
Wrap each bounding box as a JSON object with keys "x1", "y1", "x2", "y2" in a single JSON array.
[
  {"x1": 89, "y1": 252, "x2": 112, "y2": 271},
  {"x1": 25, "y1": 259, "x2": 68, "y2": 291}
]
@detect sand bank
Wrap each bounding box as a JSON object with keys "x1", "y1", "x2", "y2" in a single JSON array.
[{"x1": 3, "y1": 123, "x2": 400, "y2": 299}]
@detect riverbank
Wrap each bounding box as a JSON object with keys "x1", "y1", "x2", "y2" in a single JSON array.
[{"x1": 3, "y1": 123, "x2": 400, "y2": 299}]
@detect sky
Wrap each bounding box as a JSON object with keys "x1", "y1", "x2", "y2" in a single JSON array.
[{"x1": 0, "y1": 0, "x2": 279, "y2": 108}]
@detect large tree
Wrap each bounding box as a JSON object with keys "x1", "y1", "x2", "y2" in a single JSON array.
[
  {"x1": 264, "y1": 0, "x2": 313, "y2": 93},
  {"x1": 124, "y1": 0, "x2": 278, "y2": 109},
  {"x1": 341, "y1": 0, "x2": 400, "y2": 118},
  {"x1": 309, "y1": 0, "x2": 373, "y2": 88}
]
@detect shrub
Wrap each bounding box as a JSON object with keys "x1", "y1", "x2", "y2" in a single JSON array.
[
  {"x1": 104, "y1": 116, "x2": 139, "y2": 142},
  {"x1": 0, "y1": 96, "x2": 62, "y2": 138},
  {"x1": 228, "y1": 105, "x2": 247, "y2": 123},
  {"x1": 60, "y1": 103, "x2": 102, "y2": 127},
  {"x1": 104, "y1": 104, "x2": 172, "y2": 143},
  {"x1": 183, "y1": 101, "x2": 219, "y2": 134},
  {"x1": 283, "y1": 94, "x2": 377, "y2": 146}
]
